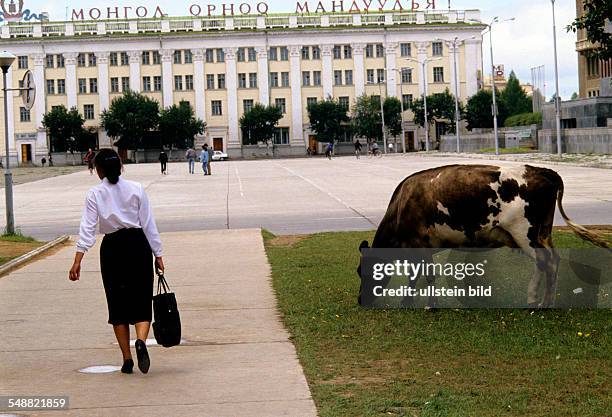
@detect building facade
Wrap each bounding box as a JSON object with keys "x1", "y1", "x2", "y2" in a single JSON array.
[{"x1": 0, "y1": 9, "x2": 484, "y2": 164}]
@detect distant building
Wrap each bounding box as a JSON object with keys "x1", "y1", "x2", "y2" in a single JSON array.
[{"x1": 482, "y1": 65, "x2": 534, "y2": 97}]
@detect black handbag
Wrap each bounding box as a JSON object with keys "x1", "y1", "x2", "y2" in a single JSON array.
[{"x1": 152, "y1": 273, "x2": 182, "y2": 348}]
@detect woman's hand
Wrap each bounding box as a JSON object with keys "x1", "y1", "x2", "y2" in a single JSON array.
[
  {"x1": 155, "y1": 257, "x2": 165, "y2": 275},
  {"x1": 69, "y1": 252, "x2": 84, "y2": 281}
]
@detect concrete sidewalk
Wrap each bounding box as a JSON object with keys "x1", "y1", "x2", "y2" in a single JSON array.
[{"x1": 0, "y1": 230, "x2": 317, "y2": 417}]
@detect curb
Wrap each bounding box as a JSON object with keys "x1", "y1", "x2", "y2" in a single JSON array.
[
  {"x1": 0, "y1": 235, "x2": 70, "y2": 277},
  {"x1": 432, "y1": 153, "x2": 612, "y2": 170}
]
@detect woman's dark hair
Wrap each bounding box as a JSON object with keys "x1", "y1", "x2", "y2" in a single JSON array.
[{"x1": 94, "y1": 149, "x2": 122, "y2": 184}]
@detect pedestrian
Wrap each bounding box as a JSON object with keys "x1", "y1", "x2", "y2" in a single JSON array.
[
  {"x1": 185, "y1": 147, "x2": 196, "y2": 174},
  {"x1": 199, "y1": 145, "x2": 209, "y2": 175},
  {"x1": 325, "y1": 142, "x2": 334, "y2": 160},
  {"x1": 84, "y1": 148, "x2": 95, "y2": 175},
  {"x1": 354, "y1": 140, "x2": 362, "y2": 159},
  {"x1": 158, "y1": 150, "x2": 168, "y2": 175},
  {"x1": 69, "y1": 148, "x2": 164, "y2": 375},
  {"x1": 41, "y1": 157, "x2": 47, "y2": 167},
  {"x1": 388, "y1": 142, "x2": 394, "y2": 153},
  {"x1": 205, "y1": 144, "x2": 213, "y2": 176},
  {"x1": 48, "y1": 153, "x2": 53, "y2": 167}
]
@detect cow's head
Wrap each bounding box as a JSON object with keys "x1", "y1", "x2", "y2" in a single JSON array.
[{"x1": 356, "y1": 240, "x2": 370, "y2": 305}]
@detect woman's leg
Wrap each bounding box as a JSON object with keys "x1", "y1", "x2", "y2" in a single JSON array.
[
  {"x1": 113, "y1": 324, "x2": 132, "y2": 360},
  {"x1": 134, "y1": 322, "x2": 151, "y2": 341}
]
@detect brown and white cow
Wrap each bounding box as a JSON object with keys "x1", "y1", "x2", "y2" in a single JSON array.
[{"x1": 358, "y1": 164, "x2": 609, "y2": 307}]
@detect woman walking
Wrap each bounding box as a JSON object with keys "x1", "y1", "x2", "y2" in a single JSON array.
[{"x1": 69, "y1": 148, "x2": 164, "y2": 375}]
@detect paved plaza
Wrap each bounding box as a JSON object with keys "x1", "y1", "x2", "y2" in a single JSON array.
[{"x1": 3, "y1": 154, "x2": 611, "y2": 241}]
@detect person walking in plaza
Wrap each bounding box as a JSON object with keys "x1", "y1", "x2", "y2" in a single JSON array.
[
  {"x1": 158, "y1": 150, "x2": 168, "y2": 175},
  {"x1": 354, "y1": 140, "x2": 362, "y2": 159},
  {"x1": 48, "y1": 153, "x2": 53, "y2": 167},
  {"x1": 199, "y1": 145, "x2": 209, "y2": 175},
  {"x1": 325, "y1": 141, "x2": 334, "y2": 160},
  {"x1": 84, "y1": 148, "x2": 96, "y2": 175},
  {"x1": 205, "y1": 143, "x2": 213, "y2": 176},
  {"x1": 186, "y1": 147, "x2": 196, "y2": 174},
  {"x1": 69, "y1": 148, "x2": 164, "y2": 375}
]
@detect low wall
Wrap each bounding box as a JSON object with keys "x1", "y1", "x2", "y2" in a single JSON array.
[
  {"x1": 539, "y1": 128, "x2": 612, "y2": 154},
  {"x1": 440, "y1": 125, "x2": 538, "y2": 153}
]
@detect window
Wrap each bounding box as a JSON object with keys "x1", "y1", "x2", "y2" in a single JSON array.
[
  {"x1": 376, "y1": 44, "x2": 384, "y2": 58},
  {"x1": 121, "y1": 52, "x2": 129, "y2": 66},
  {"x1": 275, "y1": 98, "x2": 286, "y2": 114},
  {"x1": 88, "y1": 54, "x2": 96, "y2": 67},
  {"x1": 344, "y1": 45, "x2": 352, "y2": 59},
  {"x1": 586, "y1": 56, "x2": 600, "y2": 78},
  {"x1": 174, "y1": 75, "x2": 183, "y2": 91},
  {"x1": 57, "y1": 79, "x2": 65, "y2": 94},
  {"x1": 367, "y1": 69, "x2": 375, "y2": 84},
  {"x1": 185, "y1": 75, "x2": 194, "y2": 90},
  {"x1": 433, "y1": 67, "x2": 444, "y2": 82},
  {"x1": 334, "y1": 70, "x2": 343, "y2": 86},
  {"x1": 57, "y1": 54, "x2": 65, "y2": 68},
  {"x1": 77, "y1": 54, "x2": 86, "y2": 67},
  {"x1": 243, "y1": 99, "x2": 254, "y2": 113},
  {"x1": 205, "y1": 49, "x2": 214, "y2": 63},
  {"x1": 280, "y1": 47, "x2": 289, "y2": 61},
  {"x1": 238, "y1": 73, "x2": 247, "y2": 89},
  {"x1": 110, "y1": 53, "x2": 118, "y2": 66},
  {"x1": 365, "y1": 44, "x2": 374, "y2": 58},
  {"x1": 432, "y1": 42, "x2": 443, "y2": 56},
  {"x1": 143, "y1": 76, "x2": 152, "y2": 92},
  {"x1": 216, "y1": 49, "x2": 225, "y2": 63},
  {"x1": 18, "y1": 56, "x2": 28, "y2": 69},
  {"x1": 20, "y1": 107, "x2": 31, "y2": 122},
  {"x1": 237, "y1": 48, "x2": 246, "y2": 62},
  {"x1": 377, "y1": 69, "x2": 385, "y2": 83},
  {"x1": 111, "y1": 77, "x2": 119, "y2": 93},
  {"x1": 211, "y1": 100, "x2": 223, "y2": 116},
  {"x1": 333, "y1": 45, "x2": 342, "y2": 59},
  {"x1": 154, "y1": 76, "x2": 162, "y2": 91},
  {"x1": 402, "y1": 94, "x2": 413, "y2": 108},
  {"x1": 269, "y1": 47, "x2": 278, "y2": 61},
  {"x1": 249, "y1": 72, "x2": 258, "y2": 88},
  {"x1": 83, "y1": 104, "x2": 95, "y2": 120},
  {"x1": 89, "y1": 78, "x2": 98, "y2": 94},
  {"x1": 142, "y1": 51, "x2": 150, "y2": 65},
  {"x1": 270, "y1": 72, "x2": 279, "y2": 88},
  {"x1": 45, "y1": 55, "x2": 54, "y2": 68},
  {"x1": 302, "y1": 71, "x2": 311, "y2": 86},
  {"x1": 207, "y1": 74, "x2": 215, "y2": 90},
  {"x1": 184, "y1": 50, "x2": 193, "y2": 64},
  {"x1": 338, "y1": 96, "x2": 350, "y2": 109},
  {"x1": 272, "y1": 127, "x2": 289, "y2": 145},
  {"x1": 345, "y1": 70, "x2": 353, "y2": 85},
  {"x1": 400, "y1": 43, "x2": 411, "y2": 57},
  {"x1": 46, "y1": 80, "x2": 55, "y2": 95},
  {"x1": 18, "y1": 80, "x2": 23, "y2": 89},
  {"x1": 78, "y1": 78, "x2": 87, "y2": 94},
  {"x1": 302, "y1": 47, "x2": 310, "y2": 60},
  {"x1": 121, "y1": 77, "x2": 130, "y2": 91},
  {"x1": 307, "y1": 97, "x2": 317, "y2": 107},
  {"x1": 401, "y1": 68, "x2": 413, "y2": 83},
  {"x1": 248, "y1": 47, "x2": 257, "y2": 62},
  {"x1": 152, "y1": 51, "x2": 161, "y2": 64},
  {"x1": 312, "y1": 46, "x2": 321, "y2": 60},
  {"x1": 281, "y1": 72, "x2": 289, "y2": 87},
  {"x1": 313, "y1": 71, "x2": 322, "y2": 86},
  {"x1": 173, "y1": 50, "x2": 182, "y2": 64},
  {"x1": 217, "y1": 74, "x2": 226, "y2": 89}
]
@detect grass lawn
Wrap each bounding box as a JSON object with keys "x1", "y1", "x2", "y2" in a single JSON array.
[
  {"x1": 264, "y1": 229, "x2": 612, "y2": 417},
  {"x1": 0, "y1": 234, "x2": 44, "y2": 266}
]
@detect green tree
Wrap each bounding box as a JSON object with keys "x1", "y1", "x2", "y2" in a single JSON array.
[
  {"x1": 499, "y1": 71, "x2": 532, "y2": 116},
  {"x1": 411, "y1": 89, "x2": 462, "y2": 133},
  {"x1": 100, "y1": 90, "x2": 160, "y2": 150},
  {"x1": 352, "y1": 95, "x2": 384, "y2": 144},
  {"x1": 567, "y1": 0, "x2": 612, "y2": 60},
  {"x1": 571, "y1": 92, "x2": 579, "y2": 100},
  {"x1": 42, "y1": 105, "x2": 86, "y2": 152},
  {"x1": 384, "y1": 97, "x2": 403, "y2": 138},
  {"x1": 307, "y1": 98, "x2": 350, "y2": 143},
  {"x1": 465, "y1": 89, "x2": 508, "y2": 130},
  {"x1": 159, "y1": 101, "x2": 206, "y2": 150},
  {"x1": 239, "y1": 103, "x2": 283, "y2": 145}
]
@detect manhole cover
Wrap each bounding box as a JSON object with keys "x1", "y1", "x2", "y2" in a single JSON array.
[{"x1": 78, "y1": 365, "x2": 121, "y2": 374}]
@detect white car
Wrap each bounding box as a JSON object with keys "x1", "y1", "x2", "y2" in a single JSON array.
[{"x1": 212, "y1": 150, "x2": 229, "y2": 161}]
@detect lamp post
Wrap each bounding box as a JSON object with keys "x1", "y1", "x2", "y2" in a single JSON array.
[
  {"x1": 406, "y1": 56, "x2": 441, "y2": 152},
  {"x1": 0, "y1": 51, "x2": 16, "y2": 235},
  {"x1": 551, "y1": 0, "x2": 562, "y2": 157}
]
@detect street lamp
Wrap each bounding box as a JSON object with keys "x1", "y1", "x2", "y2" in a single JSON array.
[
  {"x1": 551, "y1": 0, "x2": 562, "y2": 157},
  {"x1": 0, "y1": 51, "x2": 16, "y2": 235},
  {"x1": 405, "y1": 56, "x2": 441, "y2": 152}
]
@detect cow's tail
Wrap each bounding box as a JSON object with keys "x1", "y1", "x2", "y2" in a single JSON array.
[{"x1": 556, "y1": 177, "x2": 610, "y2": 249}]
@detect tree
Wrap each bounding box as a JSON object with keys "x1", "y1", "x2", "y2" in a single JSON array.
[
  {"x1": 465, "y1": 89, "x2": 508, "y2": 130},
  {"x1": 307, "y1": 98, "x2": 350, "y2": 143},
  {"x1": 567, "y1": 0, "x2": 612, "y2": 60},
  {"x1": 383, "y1": 97, "x2": 403, "y2": 138},
  {"x1": 42, "y1": 105, "x2": 86, "y2": 153},
  {"x1": 411, "y1": 89, "x2": 462, "y2": 134},
  {"x1": 352, "y1": 95, "x2": 384, "y2": 144},
  {"x1": 159, "y1": 101, "x2": 206, "y2": 150},
  {"x1": 239, "y1": 103, "x2": 283, "y2": 145},
  {"x1": 571, "y1": 92, "x2": 579, "y2": 100},
  {"x1": 100, "y1": 90, "x2": 160, "y2": 150},
  {"x1": 499, "y1": 71, "x2": 532, "y2": 117}
]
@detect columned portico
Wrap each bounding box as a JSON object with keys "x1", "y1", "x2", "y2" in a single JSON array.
[
  {"x1": 416, "y1": 42, "x2": 428, "y2": 96},
  {"x1": 32, "y1": 53, "x2": 48, "y2": 156},
  {"x1": 385, "y1": 43, "x2": 398, "y2": 98},
  {"x1": 289, "y1": 45, "x2": 304, "y2": 147},
  {"x1": 63, "y1": 52, "x2": 78, "y2": 109},
  {"x1": 95, "y1": 52, "x2": 111, "y2": 147},
  {"x1": 192, "y1": 49, "x2": 206, "y2": 123},
  {"x1": 6, "y1": 67, "x2": 16, "y2": 161},
  {"x1": 352, "y1": 43, "x2": 366, "y2": 98},
  {"x1": 224, "y1": 47, "x2": 239, "y2": 149},
  {"x1": 128, "y1": 51, "x2": 141, "y2": 93},
  {"x1": 321, "y1": 44, "x2": 333, "y2": 98},
  {"x1": 161, "y1": 49, "x2": 174, "y2": 107},
  {"x1": 256, "y1": 46, "x2": 270, "y2": 105},
  {"x1": 464, "y1": 39, "x2": 481, "y2": 97}
]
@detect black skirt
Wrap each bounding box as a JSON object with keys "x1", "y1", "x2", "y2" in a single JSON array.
[{"x1": 100, "y1": 228, "x2": 154, "y2": 325}]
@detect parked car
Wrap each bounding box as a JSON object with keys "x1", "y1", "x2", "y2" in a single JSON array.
[{"x1": 212, "y1": 150, "x2": 229, "y2": 161}]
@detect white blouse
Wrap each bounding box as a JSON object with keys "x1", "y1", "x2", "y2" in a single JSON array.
[{"x1": 76, "y1": 178, "x2": 163, "y2": 257}]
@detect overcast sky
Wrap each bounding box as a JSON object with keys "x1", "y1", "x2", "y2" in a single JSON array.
[{"x1": 25, "y1": 0, "x2": 579, "y2": 99}]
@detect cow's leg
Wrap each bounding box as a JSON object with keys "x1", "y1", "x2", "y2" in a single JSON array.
[
  {"x1": 500, "y1": 225, "x2": 541, "y2": 307},
  {"x1": 423, "y1": 251, "x2": 437, "y2": 309},
  {"x1": 539, "y1": 236, "x2": 560, "y2": 308}
]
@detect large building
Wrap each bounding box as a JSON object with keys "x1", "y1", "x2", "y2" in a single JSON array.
[{"x1": 0, "y1": 8, "x2": 484, "y2": 163}]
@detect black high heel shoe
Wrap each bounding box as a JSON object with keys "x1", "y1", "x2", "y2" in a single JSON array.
[{"x1": 121, "y1": 358, "x2": 134, "y2": 374}]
